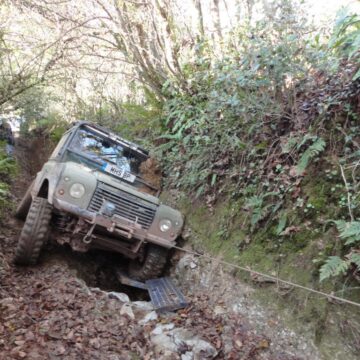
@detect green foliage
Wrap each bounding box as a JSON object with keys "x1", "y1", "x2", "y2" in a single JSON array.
[
  {"x1": 333, "y1": 220, "x2": 360, "y2": 245},
  {"x1": 0, "y1": 141, "x2": 17, "y2": 221},
  {"x1": 329, "y1": 9, "x2": 360, "y2": 78},
  {"x1": 155, "y1": 3, "x2": 358, "y2": 244},
  {"x1": 320, "y1": 221, "x2": 360, "y2": 281},
  {"x1": 246, "y1": 192, "x2": 281, "y2": 231},
  {"x1": 0, "y1": 142, "x2": 17, "y2": 180},
  {"x1": 158, "y1": 8, "x2": 322, "y2": 195},
  {"x1": 296, "y1": 138, "x2": 326, "y2": 175},
  {"x1": 276, "y1": 213, "x2": 287, "y2": 235},
  {"x1": 319, "y1": 256, "x2": 350, "y2": 282},
  {"x1": 350, "y1": 253, "x2": 360, "y2": 268}
]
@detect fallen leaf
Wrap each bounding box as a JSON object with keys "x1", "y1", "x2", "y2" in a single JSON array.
[{"x1": 258, "y1": 339, "x2": 269, "y2": 349}]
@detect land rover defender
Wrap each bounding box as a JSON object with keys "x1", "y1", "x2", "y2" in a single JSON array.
[{"x1": 14, "y1": 121, "x2": 184, "y2": 280}]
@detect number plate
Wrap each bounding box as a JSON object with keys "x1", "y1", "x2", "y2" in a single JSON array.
[{"x1": 102, "y1": 163, "x2": 136, "y2": 183}]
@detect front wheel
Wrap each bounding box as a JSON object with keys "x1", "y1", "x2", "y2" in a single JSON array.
[
  {"x1": 128, "y1": 244, "x2": 168, "y2": 281},
  {"x1": 14, "y1": 197, "x2": 52, "y2": 265}
]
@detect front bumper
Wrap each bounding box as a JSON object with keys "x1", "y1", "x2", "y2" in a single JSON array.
[{"x1": 53, "y1": 198, "x2": 176, "y2": 249}]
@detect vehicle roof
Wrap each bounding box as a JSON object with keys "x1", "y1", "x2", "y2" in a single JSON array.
[{"x1": 70, "y1": 120, "x2": 149, "y2": 158}]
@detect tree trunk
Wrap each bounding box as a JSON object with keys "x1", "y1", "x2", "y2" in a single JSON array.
[
  {"x1": 211, "y1": 0, "x2": 222, "y2": 39},
  {"x1": 193, "y1": 0, "x2": 205, "y2": 37}
]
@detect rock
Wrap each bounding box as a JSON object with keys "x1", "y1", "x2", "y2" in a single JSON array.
[
  {"x1": 132, "y1": 301, "x2": 153, "y2": 311},
  {"x1": 221, "y1": 325, "x2": 234, "y2": 355},
  {"x1": 151, "y1": 323, "x2": 175, "y2": 335},
  {"x1": 120, "y1": 303, "x2": 135, "y2": 319},
  {"x1": 90, "y1": 287, "x2": 107, "y2": 296},
  {"x1": 190, "y1": 261, "x2": 197, "y2": 269},
  {"x1": 214, "y1": 305, "x2": 226, "y2": 315},
  {"x1": 52, "y1": 344, "x2": 66, "y2": 356},
  {"x1": 151, "y1": 333, "x2": 178, "y2": 353},
  {"x1": 139, "y1": 311, "x2": 158, "y2": 325},
  {"x1": 108, "y1": 292, "x2": 130, "y2": 303},
  {"x1": 89, "y1": 338, "x2": 101, "y2": 349},
  {"x1": 151, "y1": 327, "x2": 217, "y2": 359},
  {"x1": 181, "y1": 351, "x2": 193, "y2": 360},
  {"x1": 176, "y1": 255, "x2": 196, "y2": 272},
  {"x1": 187, "y1": 338, "x2": 217, "y2": 359}
]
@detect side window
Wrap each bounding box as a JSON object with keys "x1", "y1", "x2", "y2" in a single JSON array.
[{"x1": 49, "y1": 132, "x2": 71, "y2": 159}]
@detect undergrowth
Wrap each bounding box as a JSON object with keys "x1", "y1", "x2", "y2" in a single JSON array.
[
  {"x1": 155, "y1": 7, "x2": 360, "y2": 283},
  {"x1": 0, "y1": 141, "x2": 17, "y2": 221}
]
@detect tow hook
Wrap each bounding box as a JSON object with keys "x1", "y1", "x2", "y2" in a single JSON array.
[{"x1": 83, "y1": 222, "x2": 96, "y2": 244}]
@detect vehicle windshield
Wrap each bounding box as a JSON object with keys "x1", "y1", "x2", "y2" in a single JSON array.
[
  {"x1": 64, "y1": 125, "x2": 160, "y2": 195},
  {"x1": 68, "y1": 127, "x2": 142, "y2": 174}
]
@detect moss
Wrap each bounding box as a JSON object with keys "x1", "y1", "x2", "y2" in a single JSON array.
[
  {"x1": 301, "y1": 172, "x2": 340, "y2": 218},
  {"x1": 290, "y1": 230, "x2": 315, "y2": 250},
  {"x1": 237, "y1": 243, "x2": 275, "y2": 271},
  {"x1": 305, "y1": 183, "x2": 327, "y2": 210}
]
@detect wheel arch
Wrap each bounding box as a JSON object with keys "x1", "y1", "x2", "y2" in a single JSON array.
[{"x1": 37, "y1": 179, "x2": 49, "y2": 199}]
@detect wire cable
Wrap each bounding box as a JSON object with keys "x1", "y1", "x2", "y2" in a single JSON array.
[{"x1": 171, "y1": 244, "x2": 360, "y2": 309}]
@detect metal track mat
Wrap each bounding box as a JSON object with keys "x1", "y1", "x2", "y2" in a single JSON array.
[{"x1": 145, "y1": 277, "x2": 188, "y2": 312}]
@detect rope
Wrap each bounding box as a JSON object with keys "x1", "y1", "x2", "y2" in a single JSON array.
[{"x1": 171, "y1": 244, "x2": 360, "y2": 309}]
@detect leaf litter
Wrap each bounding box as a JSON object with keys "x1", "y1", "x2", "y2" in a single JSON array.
[{"x1": 0, "y1": 217, "x2": 302, "y2": 359}]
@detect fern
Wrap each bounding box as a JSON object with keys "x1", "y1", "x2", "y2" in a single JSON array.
[
  {"x1": 246, "y1": 192, "x2": 280, "y2": 231},
  {"x1": 349, "y1": 253, "x2": 360, "y2": 268},
  {"x1": 276, "y1": 213, "x2": 287, "y2": 235},
  {"x1": 333, "y1": 220, "x2": 360, "y2": 245},
  {"x1": 320, "y1": 256, "x2": 350, "y2": 282},
  {"x1": 296, "y1": 138, "x2": 326, "y2": 175},
  {"x1": 320, "y1": 222, "x2": 360, "y2": 281}
]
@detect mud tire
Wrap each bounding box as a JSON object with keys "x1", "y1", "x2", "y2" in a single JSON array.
[
  {"x1": 15, "y1": 183, "x2": 33, "y2": 220},
  {"x1": 128, "y1": 244, "x2": 168, "y2": 281},
  {"x1": 14, "y1": 197, "x2": 52, "y2": 265}
]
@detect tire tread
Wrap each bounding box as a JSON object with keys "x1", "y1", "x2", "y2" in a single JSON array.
[
  {"x1": 14, "y1": 197, "x2": 52, "y2": 265},
  {"x1": 128, "y1": 245, "x2": 168, "y2": 281}
]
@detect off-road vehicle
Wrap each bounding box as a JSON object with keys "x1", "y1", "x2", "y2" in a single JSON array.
[{"x1": 14, "y1": 121, "x2": 184, "y2": 280}]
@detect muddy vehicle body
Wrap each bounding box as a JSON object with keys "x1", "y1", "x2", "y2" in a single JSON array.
[{"x1": 15, "y1": 121, "x2": 184, "y2": 280}]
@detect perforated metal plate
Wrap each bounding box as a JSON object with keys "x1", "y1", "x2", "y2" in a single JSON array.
[
  {"x1": 146, "y1": 277, "x2": 188, "y2": 313},
  {"x1": 116, "y1": 270, "x2": 188, "y2": 312}
]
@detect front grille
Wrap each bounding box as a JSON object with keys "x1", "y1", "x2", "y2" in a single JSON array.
[{"x1": 88, "y1": 182, "x2": 157, "y2": 230}]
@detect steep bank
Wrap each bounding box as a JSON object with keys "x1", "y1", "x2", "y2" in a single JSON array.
[{"x1": 161, "y1": 186, "x2": 360, "y2": 359}]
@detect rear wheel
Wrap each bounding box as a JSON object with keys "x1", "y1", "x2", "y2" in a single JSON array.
[
  {"x1": 128, "y1": 244, "x2": 168, "y2": 281},
  {"x1": 14, "y1": 197, "x2": 52, "y2": 265},
  {"x1": 15, "y1": 182, "x2": 33, "y2": 220}
]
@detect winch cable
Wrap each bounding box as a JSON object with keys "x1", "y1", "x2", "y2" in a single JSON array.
[{"x1": 171, "y1": 244, "x2": 360, "y2": 309}]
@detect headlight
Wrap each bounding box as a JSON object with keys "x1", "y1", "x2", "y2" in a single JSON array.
[
  {"x1": 159, "y1": 219, "x2": 172, "y2": 232},
  {"x1": 69, "y1": 183, "x2": 85, "y2": 199}
]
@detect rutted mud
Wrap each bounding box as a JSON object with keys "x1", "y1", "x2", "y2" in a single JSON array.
[{"x1": 43, "y1": 242, "x2": 150, "y2": 301}]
